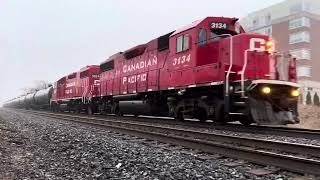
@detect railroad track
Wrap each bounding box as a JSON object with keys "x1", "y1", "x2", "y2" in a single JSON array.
[
  {"x1": 23, "y1": 109, "x2": 320, "y2": 140},
  {"x1": 116, "y1": 115, "x2": 320, "y2": 140},
  {"x1": 12, "y1": 109, "x2": 320, "y2": 176}
]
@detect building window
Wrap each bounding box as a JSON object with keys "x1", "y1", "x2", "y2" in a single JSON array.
[
  {"x1": 289, "y1": 31, "x2": 310, "y2": 44},
  {"x1": 290, "y1": 2, "x2": 312, "y2": 14},
  {"x1": 266, "y1": 26, "x2": 272, "y2": 36},
  {"x1": 297, "y1": 66, "x2": 312, "y2": 77},
  {"x1": 253, "y1": 26, "x2": 272, "y2": 36},
  {"x1": 176, "y1": 34, "x2": 190, "y2": 53},
  {"x1": 289, "y1": 17, "x2": 311, "y2": 29},
  {"x1": 290, "y1": 48, "x2": 311, "y2": 60},
  {"x1": 252, "y1": 17, "x2": 259, "y2": 27},
  {"x1": 265, "y1": 14, "x2": 271, "y2": 24}
]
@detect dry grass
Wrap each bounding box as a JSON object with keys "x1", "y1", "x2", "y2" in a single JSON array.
[{"x1": 289, "y1": 105, "x2": 320, "y2": 130}]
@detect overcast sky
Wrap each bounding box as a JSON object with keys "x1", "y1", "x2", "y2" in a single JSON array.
[{"x1": 0, "y1": 0, "x2": 284, "y2": 104}]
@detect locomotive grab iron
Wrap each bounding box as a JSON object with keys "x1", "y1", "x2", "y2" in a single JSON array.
[{"x1": 4, "y1": 17, "x2": 300, "y2": 125}]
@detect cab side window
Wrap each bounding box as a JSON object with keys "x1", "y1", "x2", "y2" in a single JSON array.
[
  {"x1": 176, "y1": 34, "x2": 190, "y2": 53},
  {"x1": 210, "y1": 32, "x2": 221, "y2": 41},
  {"x1": 198, "y1": 29, "x2": 207, "y2": 46},
  {"x1": 176, "y1": 36, "x2": 183, "y2": 53},
  {"x1": 183, "y1": 35, "x2": 189, "y2": 51}
]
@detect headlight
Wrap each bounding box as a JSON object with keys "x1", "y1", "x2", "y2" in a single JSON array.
[
  {"x1": 266, "y1": 40, "x2": 274, "y2": 54},
  {"x1": 291, "y1": 89, "x2": 300, "y2": 97},
  {"x1": 261, "y1": 87, "x2": 271, "y2": 94}
]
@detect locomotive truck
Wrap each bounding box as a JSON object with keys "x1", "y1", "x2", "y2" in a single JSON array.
[{"x1": 3, "y1": 17, "x2": 300, "y2": 125}]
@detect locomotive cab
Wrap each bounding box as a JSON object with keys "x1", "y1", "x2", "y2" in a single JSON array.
[{"x1": 167, "y1": 17, "x2": 300, "y2": 125}]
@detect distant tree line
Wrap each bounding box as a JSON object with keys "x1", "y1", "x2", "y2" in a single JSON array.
[
  {"x1": 306, "y1": 91, "x2": 320, "y2": 106},
  {"x1": 21, "y1": 80, "x2": 52, "y2": 95}
]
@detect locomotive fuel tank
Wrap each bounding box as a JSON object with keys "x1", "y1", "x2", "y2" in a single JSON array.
[
  {"x1": 119, "y1": 100, "x2": 152, "y2": 115},
  {"x1": 118, "y1": 99, "x2": 168, "y2": 116}
]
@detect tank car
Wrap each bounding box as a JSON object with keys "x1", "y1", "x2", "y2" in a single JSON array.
[{"x1": 3, "y1": 86, "x2": 53, "y2": 110}]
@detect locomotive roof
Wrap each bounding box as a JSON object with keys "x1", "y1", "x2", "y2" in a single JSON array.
[
  {"x1": 99, "y1": 16, "x2": 240, "y2": 65},
  {"x1": 171, "y1": 18, "x2": 204, "y2": 36},
  {"x1": 100, "y1": 52, "x2": 123, "y2": 64},
  {"x1": 171, "y1": 16, "x2": 239, "y2": 36},
  {"x1": 80, "y1": 65, "x2": 99, "y2": 72}
]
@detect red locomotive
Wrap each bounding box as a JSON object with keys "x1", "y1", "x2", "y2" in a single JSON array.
[
  {"x1": 4, "y1": 17, "x2": 300, "y2": 125},
  {"x1": 51, "y1": 65, "x2": 100, "y2": 114}
]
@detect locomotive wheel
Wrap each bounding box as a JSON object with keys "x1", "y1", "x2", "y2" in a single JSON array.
[
  {"x1": 239, "y1": 114, "x2": 253, "y2": 126},
  {"x1": 75, "y1": 108, "x2": 80, "y2": 114},
  {"x1": 115, "y1": 107, "x2": 123, "y2": 117},
  {"x1": 215, "y1": 101, "x2": 226, "y2": 123},
  {"x1": 239, "y1": 118, "x2": 252, "y2": 126},
  {"x1": 197, "y1": 108, "x2": 207, "y2": 122},
  {"x1": 87, "y1": 106, "x2": 93, "y2": 115},
  {"x1": 175, "y1": 108, "x2": 185, "y2": 121}
]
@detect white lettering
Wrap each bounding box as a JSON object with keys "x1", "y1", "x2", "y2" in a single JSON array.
[
  {"x1": 122, "y1": 77, "x2": 127, "y2": 84},
  {"x1": 123, "y1": 65, "x2": 127, "y2": 73},
  {"x1": 250, "y1": 38, "x2": 266, "y2": 51},
  {"x1": 147, "y1": 59, "x2": 152, "y2": 67},
  {"x1": 122, "y1": 73, "x2": 147, "y2": 84},
  {"x1": 152, "y1": 56, "x2": 157, "y2": 65},
  {"x1": 66, "y1": 82, "x2": 76, "y2": 88},
  {"x1": 65, "y1": 89, "x2": 73, "y2": 94},
  {"x1": 122, "y1": 55, "x2": 158, "y2": 73},
  {"x1": 173, "y1": 54, "x2": 191, "y2": 66}
]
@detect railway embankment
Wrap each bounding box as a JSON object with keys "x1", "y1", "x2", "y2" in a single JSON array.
[
  {"x1": 290, "y1": 105, "x2": 320, "y2": 129},
  {"x1": 0, "y1": 108, "x2": 318, "y2": 179}
]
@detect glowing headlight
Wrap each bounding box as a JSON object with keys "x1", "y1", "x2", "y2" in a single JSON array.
[
  {"x1": 265, "y1": 40, "x2": 274, "y2": 54},
  {"x1": 262, "y1": 87, "x2": 271, "y2": 94},
  {"x1": 291, "y1": 89, "x2": 300, "y2": 97}
]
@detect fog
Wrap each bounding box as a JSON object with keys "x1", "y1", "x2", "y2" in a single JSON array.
[{"x1": 0, "y1": 0, "x2": 283, "y2": 105}]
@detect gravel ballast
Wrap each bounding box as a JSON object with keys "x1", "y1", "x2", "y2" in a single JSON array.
[{"x1": 0, "y1": 108, "x2": 315, "y2": 179}]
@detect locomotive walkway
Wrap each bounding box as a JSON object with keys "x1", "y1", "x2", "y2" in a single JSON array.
[{"x1": 16, "y1": 109, "x2": 320, "y2": 175}]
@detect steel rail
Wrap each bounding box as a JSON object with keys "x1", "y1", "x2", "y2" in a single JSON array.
[
  {"x1": 16, "y1": 109, "x2": 320, "y2": 175},
  {"x1": 29, "y1": 110, "x2": 320, "y2": 157},
  {"x1": 23, "y1": 109, "x2": 320, "y2": 140}
]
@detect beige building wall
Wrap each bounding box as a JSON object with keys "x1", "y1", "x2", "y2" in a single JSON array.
[{"x1": 241, "y1": 0, "x2": 320, "y2": 32}]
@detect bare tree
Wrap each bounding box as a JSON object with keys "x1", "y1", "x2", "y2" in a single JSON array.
[
  {"x1": 33, "y1": 80, "x2": 51, "y2": 90},
  {"x1": 21, "y1": 80, "x2": 51, "y2": 94}
]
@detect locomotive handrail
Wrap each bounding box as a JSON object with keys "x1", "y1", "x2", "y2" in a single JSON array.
[
  {"x1": 221, "y1": 34, "x2": 233, "y2": 96},
  {"x1": 240, "y1": 49, "x2": 252, "y2": 97},
  {"x1": 240, "y1": 49, "x2": 264, "y2": 97}
]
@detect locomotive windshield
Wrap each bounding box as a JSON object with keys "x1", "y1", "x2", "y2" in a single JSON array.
[{"x1": 209, "y1": 20, "x2": 242, "y2": 39}]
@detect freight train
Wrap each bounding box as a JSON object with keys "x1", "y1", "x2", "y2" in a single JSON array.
[{"x1": 3, "y1": 17, "x2": 301, "y2": 125}]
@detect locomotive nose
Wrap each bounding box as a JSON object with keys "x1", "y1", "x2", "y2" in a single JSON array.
[{"x1": 247, "y1": 82, "x2": 300, "y2": 125}]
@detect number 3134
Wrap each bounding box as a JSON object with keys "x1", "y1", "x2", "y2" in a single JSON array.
[{"x1": 173, "y1": 54, "x2": 191, "y2": 66}]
